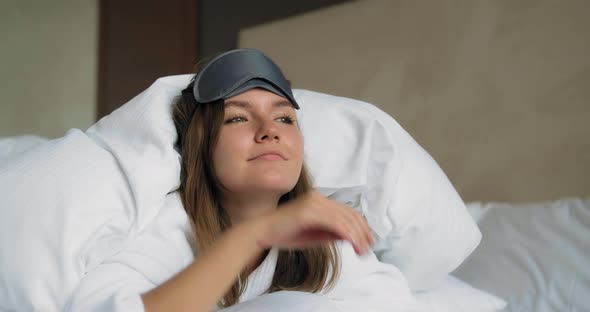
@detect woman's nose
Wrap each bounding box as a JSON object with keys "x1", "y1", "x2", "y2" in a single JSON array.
[{"x1": 255, "y1": 120, "x2": 279, "y2": 143}]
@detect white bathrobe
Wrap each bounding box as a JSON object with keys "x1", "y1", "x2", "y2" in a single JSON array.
[{"x1": 64, "y1": 191, "x2": 421, "y2": 312}]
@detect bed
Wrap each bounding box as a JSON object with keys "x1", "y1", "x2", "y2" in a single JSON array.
[
  {"x1": 2, "y1": 136, "x2": 588, "y2": 311},
  {"x1": 1, "y1": 75, "x2": 587, "y2": 311}
]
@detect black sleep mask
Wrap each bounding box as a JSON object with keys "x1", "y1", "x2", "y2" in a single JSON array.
[{"x1": 183, "y1": 48, "x2": 299, "y2": 109}]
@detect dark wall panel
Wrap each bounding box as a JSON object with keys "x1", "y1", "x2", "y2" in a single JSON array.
[{"x1": 98, "y1": 0, "x2": 198, "y2": 119}]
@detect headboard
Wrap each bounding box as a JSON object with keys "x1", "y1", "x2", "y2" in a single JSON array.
[{"x1": 238, "y1": 0, "x2": 590, "y2": 202}]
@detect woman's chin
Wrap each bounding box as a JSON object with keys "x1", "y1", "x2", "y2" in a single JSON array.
[{"x1": 245, "y1": 180, "x2": 297, "y2": 195}]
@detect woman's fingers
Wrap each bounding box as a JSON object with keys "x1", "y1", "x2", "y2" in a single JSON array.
[
  {"x1": 265, "y1": 191, "x2": 375, "y2": 254},
  {"x1": 311, "y1": 193, "x2": 373, "y2": 255},
  {"x1": 353, "y1": 209, "x2": 374, "y2": 247},
  {"x1": 286, "y1": 227, "x2": 344, "y2": 246},
  {"x1": 335, "y1": 202, "x2": 373, "y2": 255},
  {"x1": 346, "y1": 209, "x2": 371, "y2": 254}
]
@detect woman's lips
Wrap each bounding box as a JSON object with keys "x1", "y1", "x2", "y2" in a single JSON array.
[{"x1": 253, "y1": 153, "x2": 284, "y2": 161}]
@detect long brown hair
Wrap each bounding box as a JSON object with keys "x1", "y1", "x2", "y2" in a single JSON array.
[{"x1": 172, "y1": 75, "x2": 340, "y2": 308}]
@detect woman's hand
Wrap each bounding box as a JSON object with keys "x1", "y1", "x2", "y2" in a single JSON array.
[
  {"x1": 253, "y1": 191, "x2": 374, "y2": 255},
  {"x1": 141, "y1": 191, "x2": 373, "y2": 312}
]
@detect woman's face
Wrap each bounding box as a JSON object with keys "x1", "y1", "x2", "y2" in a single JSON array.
[{"x1": 213, "y1": 88, "x2": 304, "y2": 197}]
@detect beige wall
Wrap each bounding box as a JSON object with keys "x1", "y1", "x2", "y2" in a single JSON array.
[
  {"x1": 0, "y1": 0, "x2": 97, "y2": 139},
  {"x1": 239, "y1": 0, "x2": 590, "y2": 202}
]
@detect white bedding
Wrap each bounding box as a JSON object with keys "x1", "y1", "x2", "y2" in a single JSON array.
[
  {"x1": 0, "y1": 134, "x2": 49, "y2": 163},
  {"x1": 3, "y1": 123, "x2": 586, "y2": 311},
  {"x1": 2, "y1": 134, "x2": 586, "y2": 311},
  {"x1": 458, "y1": 197, "x2": 590, "y2": 311},
  {"x1": 1, "y1": 75, "x2": 485, "y2": 311},
  {"x1": 0, "y1": 133, "x2": 507, "y2": 312},
  {"x1": 4, "y1": 132, "x2": 586, "y2": 312}
]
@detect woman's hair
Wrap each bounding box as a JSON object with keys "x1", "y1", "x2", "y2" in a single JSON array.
[{"x1": 171, "y1": 63, "x2": 341, "y2": 308}]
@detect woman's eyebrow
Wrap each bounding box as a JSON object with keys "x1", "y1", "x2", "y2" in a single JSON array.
[{"x1": 273, "y1": 100, "x2": 293, "y2": 108}]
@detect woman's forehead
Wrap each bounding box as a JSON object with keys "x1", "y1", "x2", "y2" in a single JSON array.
[{"x1": 224, "y1": 89, "x2": 295, "y2": 110}]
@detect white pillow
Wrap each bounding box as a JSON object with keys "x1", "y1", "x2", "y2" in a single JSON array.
[
  {"x1": 0, "y1": 134, "x2": 49, "y2": 163},
  {"x1": 454, "y1": 197, "x2": 590, "y2": 312},
  {"x1": 414, "y1": 275, "x2": 506, "y2": 312},
  {"x1": 295, "y1": 89, "x2": 481, "y2": 290},
  {"x1": 0, "y1": 76, "x2": 184, "y2": 310}
]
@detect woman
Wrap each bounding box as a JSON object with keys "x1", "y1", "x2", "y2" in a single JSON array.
[{"x1": 141, "y1": 49, "x2": 375, "y2": 311}]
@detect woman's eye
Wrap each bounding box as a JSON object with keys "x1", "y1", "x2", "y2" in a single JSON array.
[
  {"x1": 225, "y1": 116, "x2": 247, "y2": 124},
  {"x1": 276, "y1": 116, "x2": 295, "y2": 124}
]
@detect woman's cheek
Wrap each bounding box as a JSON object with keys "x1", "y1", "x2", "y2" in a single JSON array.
[{"x1": 290, "y1": 132, "x2": 305, "y2": 160}]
